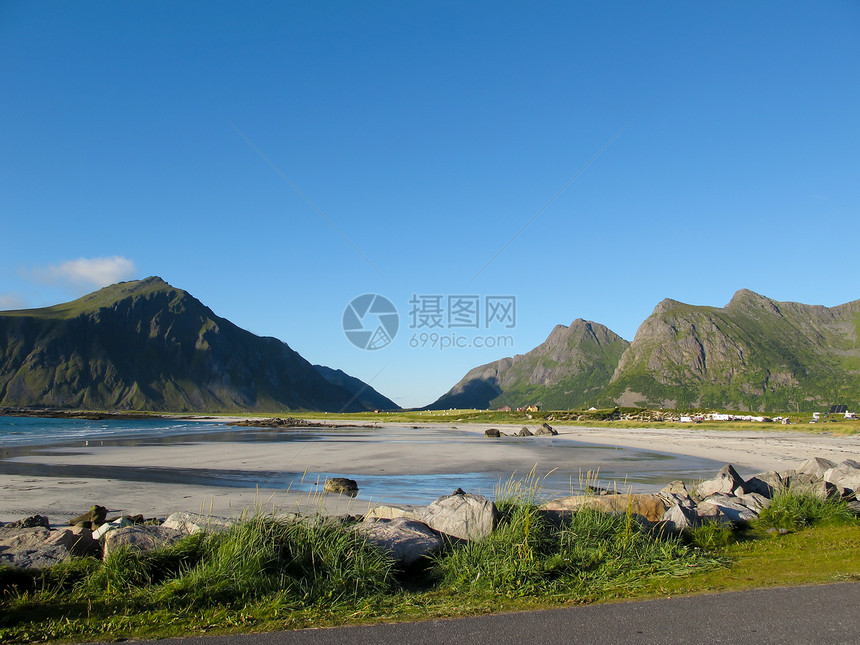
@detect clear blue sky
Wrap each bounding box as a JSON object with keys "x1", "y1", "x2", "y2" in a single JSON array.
[{"x1": 2, "y1": 2, "x2": 858, "y2": 408}]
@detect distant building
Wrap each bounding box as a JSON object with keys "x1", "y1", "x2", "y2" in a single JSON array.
[{"x1": 497, "y1": 405, "x2": 512, "y2": 412}]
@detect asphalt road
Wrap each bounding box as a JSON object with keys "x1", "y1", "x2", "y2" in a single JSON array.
[{"x1": 116, "y1": 583, "x2": 859, "y2": 645}]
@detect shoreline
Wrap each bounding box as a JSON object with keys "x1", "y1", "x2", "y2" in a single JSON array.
[{"x1": 2, "y1": 419, "x2": 859, "y2": 525}]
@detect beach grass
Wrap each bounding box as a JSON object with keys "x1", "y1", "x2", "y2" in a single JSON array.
[{"x1": 1, "y1": 489, "x2": 858, "y2": 644}]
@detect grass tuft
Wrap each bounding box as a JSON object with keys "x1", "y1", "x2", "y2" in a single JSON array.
[{"x1": 755, "y1": 492, "x2": 858, "y2": 531}]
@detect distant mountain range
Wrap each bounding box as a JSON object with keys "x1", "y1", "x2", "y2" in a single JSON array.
[
  {"x1": 428, "y1": 290, "x2": 860, "y2": 412},
  {"x1": 0, "y1": 277, "x2": 398, "y2": 412}
]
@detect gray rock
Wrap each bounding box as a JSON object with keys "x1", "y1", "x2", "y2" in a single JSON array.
[
  {"x1": 735, "y1": 492, "x2": 770, "y2": 513},
  {"x1": 695, "y1": 464, "x2": 744, "y2": 499},
  {"x1": 738, "y1": 471, "x2": 783, "y2": 498},
  {"x1": 162, "y1": 511, "x2": 235, "y2": 535},
  {"x1": 324, "y1": 477, "x2": 359, "y2": 495},
  {"x1": 659, "y1": 480, "x2": 692, "y2": 507},
  {"x1": 660, "y1": 503, "x2": 701, "y2": 532},
  {"x1": 356, "y1": 517, "x2": 442, "y2": 565},
  {"x1": 797, "y1": 457, "x2": 837, "y2": 479},
  {"x1": 694, "y1": 502, "x2": 734, "y2": 525},
  {"x1": 422, "y1": 490, "x2": 498, "y2": 541},
  {"x1": 789, "y1": 475, "x2": 837, "y2": 500},
  {"x1": 824, "y1": 460, "x2": 860, "y2": 497},
  {"x1": 534, "y1": 423, "x2": 558, "y2": 436},
  {"x1": 700, "y1": 494, "x2": 759, "y2": 523},
  {"x1": 517, "y1": 426, "x2": 534, "y2": 437},
  {"x1": 484, "y1": 428, "x2": 501, "y2": 437},
  {"x1": 103, "y1": 525, "x2": 185, "y2": 559},
  {"x1": 0, "y1": 527, "x2": 79, "y2": 569}
]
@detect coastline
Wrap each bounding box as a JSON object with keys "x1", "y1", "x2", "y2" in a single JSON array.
[{"x1": 2, "y1": 418, "x2": 859, "y2": 524}]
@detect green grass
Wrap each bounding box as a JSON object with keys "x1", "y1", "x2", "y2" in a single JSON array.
[{"x1": 2, "y1": 490, "x2": 858, "y2": 644}]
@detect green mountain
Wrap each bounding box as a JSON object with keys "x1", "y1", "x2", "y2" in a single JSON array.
[
  {"x1": 0, "y1": 277, "x2": 396, "y2": 412},
  {"x1": 429, "y1": 290, "x2": 860, "y2": 412},
  {"x1": 426, "y1": 319, "x2": 630, "y2": 410},
  {"x1": 597, "y1": 289, "x2": 860, "y2": 411}
]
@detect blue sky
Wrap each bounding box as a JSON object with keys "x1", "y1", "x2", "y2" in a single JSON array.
[{"x1": 2, "y1": 2, "x2": 859, "y2": 408}]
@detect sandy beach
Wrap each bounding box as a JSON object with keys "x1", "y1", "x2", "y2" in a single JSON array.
[{"x1": 2, "y1": 421, "x2": 859, "y2": 525}]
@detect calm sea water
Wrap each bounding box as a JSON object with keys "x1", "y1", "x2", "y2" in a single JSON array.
[
  {"x1": 0, "y1": 415, "x2": 229, "y2": 448},
  {"x1": 0, "y1": 416, "x2": 732, "y2": 504}
]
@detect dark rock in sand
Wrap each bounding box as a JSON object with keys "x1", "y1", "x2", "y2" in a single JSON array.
[
  {"x1": 324, "y1": 477, "x2": 359, "y2": 496},
  {"x1": 70, "y1": 505, "x2": 107, "y2": 528},
  {"x1": 6, "y1": 515, "x2": 51, "y2": 529}
]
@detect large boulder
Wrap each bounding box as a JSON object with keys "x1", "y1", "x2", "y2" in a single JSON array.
[
  {"x1": 364, "y1": 505, "x2": 424, "y2": 522},
  {"x1": 103, "y1": 526, "x2": 185, "y2": 559},
  {"x1": 789, "y1": 475, "x2": 837, "y2": 500},
  {"x1": 0, "y1": 526, "x2": 97, "y2": 568},
  {"x1": 324, "y1": 478, "x2": 359, "y2": 495},
  {"x1": 421, "y1": 490, "x2": 498, "y2": 541},
  {"x1": 694, "y1": 464, "x2": 744, "y2": 499},
  {"x1": 797, "y1": 457, "x2": 837, "y2": 479},
  {"x1": 542, "y1": 493, "x2": 668, "y2": 523},
  {"x1": 824, "y1": 460, "x2": 860, "y2": 497},
  {"x1": 660, "y1": 503, "x2": 701, "y2": 532},
  {"x1": 484, "y1": 428, "x2": 502, "y2": 437},
  {"x1": 738, "y1": 471, "x2": 784, "y2": 498},
  {"x1": 356, "y1": 517, "x2": 443, "y2": 565},
  {"x1": 699, "y1": 494, "x2": 759, "y2": 524},
  {"x1": 517, "y1": 426, "x2": 534, "y2": 437},
  {"x1": 162, "y1": 512, "x2": 235, "y2": 535},
  {"x1": 659, "y1": 481, "x2": 692, "y2": 507}
]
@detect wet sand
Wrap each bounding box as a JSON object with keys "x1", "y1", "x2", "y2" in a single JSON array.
[{"x1": 2, "y1": 422, "x2": 858, "y2": 524}]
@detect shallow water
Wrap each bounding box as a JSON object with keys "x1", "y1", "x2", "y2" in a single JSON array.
[{"x1": 0, "y1": 417, "x2": 731, "y2": 504}]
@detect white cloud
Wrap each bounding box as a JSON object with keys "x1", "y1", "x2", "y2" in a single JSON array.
[
  {"x1": 0, "y1": 293, "x2": 27, "y2": 310},
  {"x1": 29, "y1": 256, "x2": 138, "y2": 289}
]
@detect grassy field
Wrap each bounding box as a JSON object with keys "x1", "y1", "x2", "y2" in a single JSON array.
[
  {"x1": 291, "y1": 407, "x2": 860, "y2": 435},
  {"x1": 1, "y1": 491, "x2": 858, "y2": 644}
]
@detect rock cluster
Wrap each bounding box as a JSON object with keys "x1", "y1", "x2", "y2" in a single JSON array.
[
  {"x1": 485, "y1": 423, "x2": 557, "y2": 438},
  {"x1": 1, "y1": 458, "x2": 857, "y2": 571}
]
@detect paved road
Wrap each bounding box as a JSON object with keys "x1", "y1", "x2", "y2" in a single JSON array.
[{"x1": 119, "y1": 583, "x2": 859, "y2": 645}]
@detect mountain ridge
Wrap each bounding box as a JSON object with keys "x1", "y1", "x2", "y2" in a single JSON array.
[
  {"x1": 0, "y1": 277, "x2": 397, "y2": 413},
  {"x1": 429, "y1": 290, "x2": 860, "y2": 411}
]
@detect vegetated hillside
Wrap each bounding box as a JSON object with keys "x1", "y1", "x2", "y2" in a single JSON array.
[
  {"x1": 314, "y1": 365, "x2": 399, "y2": 411},
  {"x1": 0, "y1": 277, "x2": 384, "y2": 412},
  {"x1": 426, "y1": 319, "x2": 630, "y2": 410},
  {"x1": 596, "y1": 289, "x2": 860, "y2": 411}
]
